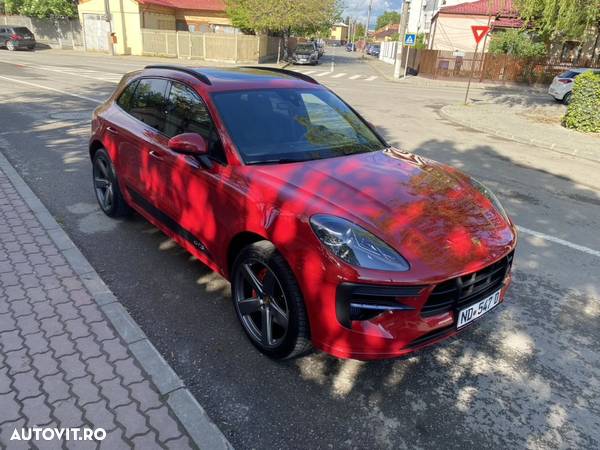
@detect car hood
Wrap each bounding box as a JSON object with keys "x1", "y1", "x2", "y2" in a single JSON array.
[{"x1": 249, "y1": 149, "x2": 516, "y2": 280}]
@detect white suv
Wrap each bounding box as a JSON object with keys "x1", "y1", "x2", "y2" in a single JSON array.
[{"x1": 548, "y1": 68, "x2": 600, "y2": 104}]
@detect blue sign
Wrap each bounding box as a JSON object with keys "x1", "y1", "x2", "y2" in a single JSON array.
[{"x1": 404, "y1": 33, "x2": 416, "y2": 46}]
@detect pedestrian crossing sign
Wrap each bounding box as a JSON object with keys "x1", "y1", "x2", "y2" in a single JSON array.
[{"x1": 404, "y1": 33, "x2": 416, "y2": 46}]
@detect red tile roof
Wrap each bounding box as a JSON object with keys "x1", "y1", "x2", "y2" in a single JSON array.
[
  {"x1": 374, "y1": 23, "x2": 400, "y2": 39},
  {"x1": 136, "y1": 0, "x2": 226, "y2": 11},
  {"x1": 440, "y1": 0, "x2": 517, "y2": 17},
  {"x1": 492, "y1": 17, "x2": 524, "y2": 28}
]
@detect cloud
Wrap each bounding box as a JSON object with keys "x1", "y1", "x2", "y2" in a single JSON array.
[{"x1": 343, "y1": 0, "x2": 404, "y2": 28}]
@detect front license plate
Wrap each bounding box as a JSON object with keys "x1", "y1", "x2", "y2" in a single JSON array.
[{"x1": 456, "y1": 290, "x2": 501, "y2": 329}]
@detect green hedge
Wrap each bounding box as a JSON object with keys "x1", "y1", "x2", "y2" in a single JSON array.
[{"x1": 563, "y1": 71, "x2": 600, "y2": 133}]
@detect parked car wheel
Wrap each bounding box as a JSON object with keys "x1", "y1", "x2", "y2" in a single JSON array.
[
  {"x1": 27, "y1": 45, "x2": 35, "y2": 50},
  {"x1": 562, "y1": 92, "x2": 572, "y2": 105},
  {"x1": 92, "y1": 148, "x2": 131, "y2": 217},
  {"x1": 232, "y1": 241, "x2": 311, "y2": 359},
  {"x1": 6, "y1": 40, "x2": 16, "y2": 51}
]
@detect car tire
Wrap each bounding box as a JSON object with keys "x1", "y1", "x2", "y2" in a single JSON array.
[
  {"x1": 562, "y1": 92, "x2": 572, "y2": 105},
  {"x1": 92, "y1": 147, "x2": 131, "y2": 218},
  {"x1": 6, "y1": 40, "x2": 15, "y2": 51},
  {"x1": 232, "y1": 240, "x2": 312, "y2": 359}
]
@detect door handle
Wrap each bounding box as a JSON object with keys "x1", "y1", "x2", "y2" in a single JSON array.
[
  {"x1": 106, "y1": 126, "x2": 119, "y2": 135},
  {"x1": 148, "y1": 150, "x2": 164, "y2": 160}
]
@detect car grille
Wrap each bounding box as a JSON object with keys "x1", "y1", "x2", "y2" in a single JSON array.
[{"x1": 421, "y1": 251, "x2": 514, "y2": 317}]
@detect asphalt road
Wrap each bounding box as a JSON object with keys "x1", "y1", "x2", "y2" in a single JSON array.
[{"x1": 1, "y1": 47, "x2": 599, "y2": 449}]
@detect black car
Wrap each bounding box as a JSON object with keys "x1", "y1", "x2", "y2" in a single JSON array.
[
  {"x1": 291, "y1": 42, "x2": 320, "y2": 65},
  {"x1": 366, "y1": 44, "x2": 380, "y2": 57},
  {"x1": 0, "y1": 25, "x2": 36, "y2": 51},
  {"x1": 346, "y1": 42, "x2": 356, "y2": 52}
]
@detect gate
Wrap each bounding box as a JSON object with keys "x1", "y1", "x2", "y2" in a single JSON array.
[{"x1": 83, "y1": 14, "x2": 109, "y2": 52}]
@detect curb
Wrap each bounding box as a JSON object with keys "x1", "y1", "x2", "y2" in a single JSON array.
[
  {"x1": 0, "y1": 149, "x2": 233, "y2": 450},
  {"x1": 438, "y1": 105, "x2": 600, "y2": 165}
]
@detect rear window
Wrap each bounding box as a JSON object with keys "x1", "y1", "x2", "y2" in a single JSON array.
[
  {"x1": 13, "y1": 27, "x2": 33, "y2": 36},
  {"x1": 558, "y1": 71, "x2": 581, "y2": 79}
]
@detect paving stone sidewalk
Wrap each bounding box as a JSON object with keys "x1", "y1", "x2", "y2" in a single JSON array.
[{"x1": 0, "y1": 153, "x2": 231, "y2": 449}]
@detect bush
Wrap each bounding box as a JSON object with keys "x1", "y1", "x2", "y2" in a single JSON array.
[
  {"x1": 563, "y1": 71, "x2": 600, "y2": 133},
  {"x1": 489, "y1": 29, "x2": 546, "y2": 58}
]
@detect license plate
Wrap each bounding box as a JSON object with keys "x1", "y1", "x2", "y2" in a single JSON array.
[{"x1": 456, "y1": 290, "x2": 501, "y2": 329}]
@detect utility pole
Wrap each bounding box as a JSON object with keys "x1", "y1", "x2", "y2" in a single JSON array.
[
  {"x1": 103, "y1": 0, "x2": 114, "y2": 56},
  {"x1": 362, "y1": 0, "x2": 373, "y2": 56},
  {"x1": 394, "y1": 0, "x2": 411, "y2": 78}
]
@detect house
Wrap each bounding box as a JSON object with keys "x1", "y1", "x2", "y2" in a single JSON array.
[
  {"x1": 406, "y1": 0, "x2": 478, "y2": 35},
  {"x1": 429, "y1": 0, "x2": 521, "y2": 52},
  {"x1": 77, "y1": 0, "x2": 233, "y2": 55},
  {"x1": 373, "y1": 23, "x2": 400, "y2": 42},
  {"x1": 329, "y1": 22, "x2": 348, "y2": 45}
]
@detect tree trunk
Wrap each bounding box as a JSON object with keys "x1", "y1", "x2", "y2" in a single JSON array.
[{"x1": 283, "y1": 27, "x2": 291, "y2": 61}]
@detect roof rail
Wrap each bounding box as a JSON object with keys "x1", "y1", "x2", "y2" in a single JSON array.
[
  {"x1": 144, "y1": 65, "x2": 212, "y2": 85},
  {"x1": 240, "y1": 66, "x2": 318, "y2": 84}
]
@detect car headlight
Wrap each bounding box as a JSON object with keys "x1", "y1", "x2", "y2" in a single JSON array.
[
  {"x1": 310, "y1": 215, "x2": 410, "y2": 271},
  {"x1": 470, "y1": 178, "x2": 510, "y2": 222}
]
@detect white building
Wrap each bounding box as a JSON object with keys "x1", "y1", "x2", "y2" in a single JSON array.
[{"x1": 406, "y1": 0, "x2": 479, "y2": 34}]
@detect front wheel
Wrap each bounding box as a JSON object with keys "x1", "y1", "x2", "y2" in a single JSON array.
[{"x1": 232, "y1": 241, "x2": 311, "y2": 359}]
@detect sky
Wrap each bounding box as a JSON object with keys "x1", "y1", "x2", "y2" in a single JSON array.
[{"x1": 342, "y1": 0, "x2": 404, "y2": 29}]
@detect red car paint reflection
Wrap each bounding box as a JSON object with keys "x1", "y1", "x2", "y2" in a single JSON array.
[{"x1": 90, "y1": 67, "x2": 516, "y2": 360}]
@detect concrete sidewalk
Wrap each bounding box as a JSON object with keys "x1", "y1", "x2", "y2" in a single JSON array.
[
  {"x1": 440, "y1": 102, "x2": 600, "y2": 163},
  {"x1": 0, "y1": 152, "x2": 231, "y2": 449}
]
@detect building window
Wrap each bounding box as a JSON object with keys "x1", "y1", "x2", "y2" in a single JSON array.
[{"x1": 561, "y1": 41, "x2": 581, "y2": 63}]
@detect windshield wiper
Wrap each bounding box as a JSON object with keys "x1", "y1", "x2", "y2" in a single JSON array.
[{"x1": 246, "y1": 157, "x2": 308, "y2": 165}]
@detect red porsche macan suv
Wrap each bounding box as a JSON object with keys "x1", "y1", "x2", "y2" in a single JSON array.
[{"x1": 90, "y1": 65, "x2": 517, "y2": 360}]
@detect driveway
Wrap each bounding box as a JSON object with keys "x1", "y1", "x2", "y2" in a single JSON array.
[{"x1": 0, "y1": 48, "x2": 599, "y2": 449}]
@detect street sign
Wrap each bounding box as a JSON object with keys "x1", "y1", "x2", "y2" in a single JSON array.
[
  {"x1": 404, "y1": 33, "x2": 416, "y2": 46},
  {"x1": 471, "y1": 26, "x2": 490, "y2": 44}
]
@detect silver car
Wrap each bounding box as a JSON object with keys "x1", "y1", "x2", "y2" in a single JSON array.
[{"x1": 548, "y1": 68, "x2": 600, "y2": 104}]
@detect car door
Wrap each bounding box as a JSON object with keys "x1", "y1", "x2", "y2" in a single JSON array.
[
  {"x1": 116, "y1": 77, "x2": 170, "y2": 208},
  {"x1": 150, "y1": 80, "x2": 229, "y2": 259}
]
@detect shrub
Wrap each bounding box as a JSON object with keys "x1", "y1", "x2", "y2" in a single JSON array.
[
  {"x1": 563, "y1": 71, "x2": 600, "y2": 133},
  {"x1": 489, "y1": 29, "x2": 546, "y2": 58}
]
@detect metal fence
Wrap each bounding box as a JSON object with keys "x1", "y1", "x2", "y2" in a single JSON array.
[
  {"x1": 411, "y1": 49, "x2": 600, "y2": 84},
  {"x1": 141, "y1": 29, "x2": 283, "y2": 63},
  {"x1": 0, "y1": 15, "x2": 83, "y2": 49}
]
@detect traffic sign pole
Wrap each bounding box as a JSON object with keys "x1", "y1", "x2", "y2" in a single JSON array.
[
  {"x1": 403, "y1": 46, "x2": 410, "y2": 79},
  {"x1": 464, "y1": 40, "x2": 480, "y2": 104},
  {"x1": 464, "y1": 25, "x2": 490, "y2": 104}
]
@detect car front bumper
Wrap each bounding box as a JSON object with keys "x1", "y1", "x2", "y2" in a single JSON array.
[{"x1": 298, "y1": 247, "x2": 516, "y2": 360}]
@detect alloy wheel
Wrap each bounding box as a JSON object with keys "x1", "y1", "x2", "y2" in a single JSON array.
[
  {"x1": 93, "y1": 156, "x2": 114, "y2": 212},
  {"x1": 234, "y1": 259, "x2": 290, "y2": 349}
]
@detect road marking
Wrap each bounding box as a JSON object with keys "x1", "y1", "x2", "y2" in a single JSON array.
[
  {"x1": 0, "y1": 75, "x2": 102, "y2": 104},
  {"x1": 332, "y1": 73, "x2": 347, "y2": 78},
  {"x1": 0, "y1": 59, "x2": 122, "y2": 83},
  {"x1": 349, "y1": 75, "x2": 362, "y2": 80},
  {"x1": 314, "y1": 71, "x2": 331, "y2": 77},
  {"x1": 517, "y1": 226, "x2": 600, "y2": 258},
  {"x1": 303, "y1": 70, "x2": 316, "y2": 75},
  {"x1": 364, "y1": 76, "x2": 378, "y2": 81}
]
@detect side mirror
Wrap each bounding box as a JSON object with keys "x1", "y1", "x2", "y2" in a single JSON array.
[
  {"x1": 168, "y1": 133, "x2": 213, "y2": 169},
  {"x1": 168, "y1": 133, "x2": 208, "y2": 156}
]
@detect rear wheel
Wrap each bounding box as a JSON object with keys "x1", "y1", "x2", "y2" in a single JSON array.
[
  {"x1": 92, "y1": 148, "x2": 131, "y2": 217},
  {"x1": 232, "y1": 241, "x2": 311, "y2": 359},
  {"x1": 6, "y1": 40, "x2": 15, "y2": 51},
  {"x1": 562, "y1": 92, "x2": 572, "y2": 105}
]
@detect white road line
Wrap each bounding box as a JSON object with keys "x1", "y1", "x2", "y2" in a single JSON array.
[
  {"x1": 303, "y1": 70, "x2": 317, "y2": 75},
  {"x1": 331, "y1": 73, "x2": 347, "y2": 78},
  {"x1": 364, "y1": 76, "x2": 378, "y2": 81},
  {"x1": 314, "y1": 71, "x2": 331, "y2": 77},
  {"x1": 349, "y1": 74, "x2": 362, "y2": 80},
  {"x1": 0, "y1": 75, "x2": 102, "y2": 104},
  {"x1": 517, "y1": 226, "x2": 600, "y2": 258},
  {"x1": 0, "y1": 59, "x2": 122, "y2": 83}
]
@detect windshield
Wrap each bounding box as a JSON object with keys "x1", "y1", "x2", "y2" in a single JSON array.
[
  {"x1": 295, "y1": 44, "x2": 315, "y2": 53},
  {"x1": 212, "y1": 88, "x2": 386, "y2": 165}
]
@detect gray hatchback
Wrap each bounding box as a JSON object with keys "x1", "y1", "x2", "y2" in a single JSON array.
[{"x1": 0, "y1": 25, "x2": 36, "y2": 51}]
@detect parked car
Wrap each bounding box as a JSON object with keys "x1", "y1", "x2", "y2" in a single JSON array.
[
  {"x1": 367, "y1": 44, "x2": 381, "y2": 57},
  {"x1": 290, "y1": 42, "x2": 320, "y2": 65},
  {"x1": 345, "y1": 42, "x2": 356, "y2": 52},
  {"x1": 316, "y1": 42, "x2": 325, "y2": 57},
  {"x1": 0, "y1": 25, "x2": 36, "y2": 51},
  {"x1": 548, "y1": 68, "x2": 600, "y2": 104},
  {"x1": 90, "y1": 65, "x2": 517, "y2": 360}
]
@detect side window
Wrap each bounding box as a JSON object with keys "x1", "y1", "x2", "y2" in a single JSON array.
[
  {"x1": 165, "y1": 82, "x2": 227, "y2": 164},
  {"x1": 129, "y1": 78, "x2": 168, "y2": 133},
  {"x1": 116, "y1": 80, "x2": 139, "y2": 112}
]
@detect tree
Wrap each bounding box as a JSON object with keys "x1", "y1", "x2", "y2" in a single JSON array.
[
  {"x1": 226, "y1": 0, "x2": 341, "y2": 57},
  {"x1": 517, "y1": 0, "x2": 600, "y2": 42},
  {"x1": 3, "y1": 0, "x2": 76, "y2": 18},
  {"x1": 375, "y1": 10, "x2": 401, "y2": 30},
  {"x1": 352, "y1": 23, "x2": 365, "y2": 42},
  {"x1": 489, "y1": 29, "x2": 546, "y2": 57}
]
